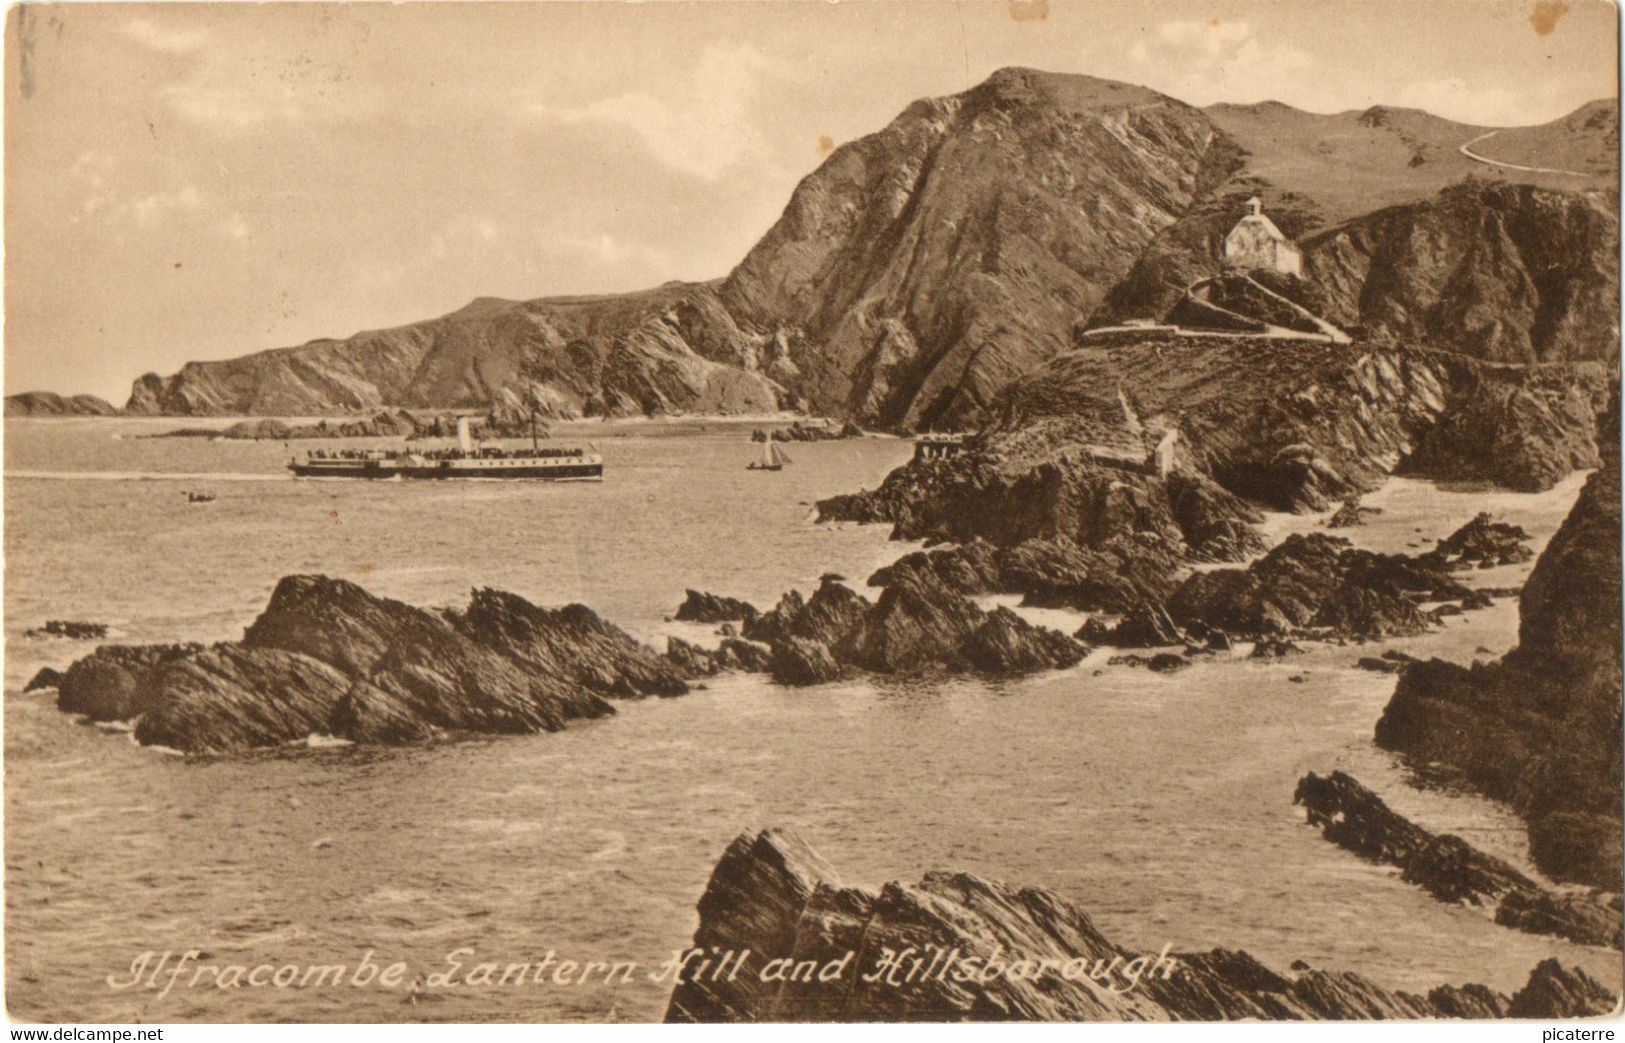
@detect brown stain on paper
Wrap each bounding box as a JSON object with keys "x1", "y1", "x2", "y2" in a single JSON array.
[
  {"x1": 817, "y1": 134, "x2": 834, "y2": 156},
  {"x1": 1007, "y1": 0, "x2": 1049, "y2": 22},
  {"x1": 1529, "y1": 0, "x2": 1569, "y2": 35}
]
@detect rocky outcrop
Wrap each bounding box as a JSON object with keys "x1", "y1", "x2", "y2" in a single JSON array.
[
  {"x1": 665, "y1": 828, "x2": 1617, "y2": 1022},
  {"x1": 725, "y1": 571, "x2": 1084, "y2": 686},
  {"x1": 665, "y1": 636, "x2": 773, "y2": 678},
  {"x1": 1422, "y1": 512, "x2": 1534, "y2": 569},
  {"x1": 23, "y1": 667, "x2": 63, "y2": 692},
  {"x1": 1401, "y1": 362, "x2": 1611, "y2": 490},
  {"x1": 4, "y1": 391, "x2": 119, "y2": 417},
  {"x1": 55, "y1": 576, "x2": 686, "y2": 753},
  {"x1": 752, "y1": 421, "x2": 865, "y2": 443},
  {"x1": 25, "y1": 620, "x2": 109, "y2": 640},
  {"x1": 1294, "y1": 771, "x2": 1620, "y2": 949},
  {"x1": 674, "y1": 590, "x2": 760, "y2": 624},
  {"x1": 1378, "y1": 396, "x2": 1622, "y2": 889},
  {"x1": 1167, "y1": 532, "x2": 1471, "y2": 641}
]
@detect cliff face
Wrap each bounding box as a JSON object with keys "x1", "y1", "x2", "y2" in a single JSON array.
[
  {"x1": 1306, "y1": 182, "x2": 1620, "y2": 362},
  {"x1": 720, "y1": 69, "x2": 1216, "y2": 428},
  {"x1": 122, "y1": 283, "x2": 786, "y2": 419},
  {"x1": 1377, "y1": 395, "x2": 1622, "y2": 888},
  {"x1": 664, "y1": 828, "x2": 1618, "y2": 1022}
]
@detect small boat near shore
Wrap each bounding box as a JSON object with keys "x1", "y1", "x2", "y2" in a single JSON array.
[
  {"x1": 747, "y1": 439, "x2": 790, "y2": 472},
  {"x1": 287, "y1": 417, "x2": 603, "y2": 481}
]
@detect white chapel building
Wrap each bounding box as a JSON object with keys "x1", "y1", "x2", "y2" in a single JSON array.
[{"x1": 1222, "y1": 197, "x2": 1302, "y2": 277}]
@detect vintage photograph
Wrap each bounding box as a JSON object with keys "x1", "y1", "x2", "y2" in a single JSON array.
[{"x1": 3, "y1": 0, "x2": 1621, "y2": 1026}]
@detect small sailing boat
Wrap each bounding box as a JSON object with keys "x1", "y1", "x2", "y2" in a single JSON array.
[{"x1": 747, "y1": 438, "x2": 790, "y2": 471}]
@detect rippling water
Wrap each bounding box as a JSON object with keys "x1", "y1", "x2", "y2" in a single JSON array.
[{"x1": 4, "y1": 418, "x2": 1617, "y2": 1022}]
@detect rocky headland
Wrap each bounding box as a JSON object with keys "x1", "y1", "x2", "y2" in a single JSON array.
[
  {"x1": 10, "y1": 72, "x2": 1615, "y2": 433},
  {"x1": 663, "y1": 828, "x2": 1618, "y2": 1021}
]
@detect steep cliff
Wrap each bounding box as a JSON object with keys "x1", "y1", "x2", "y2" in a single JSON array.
[
  {"x1": 720, "y1": 69, "x2": 1216, "y2": 428},
  {"x1": 1377, "y1": 395, "x2": 1622, "y2": 888}
]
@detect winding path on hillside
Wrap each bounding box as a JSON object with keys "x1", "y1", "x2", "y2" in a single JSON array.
[{"x1": 1458, "y1": 130, "x2": 1593, "y2": 178}]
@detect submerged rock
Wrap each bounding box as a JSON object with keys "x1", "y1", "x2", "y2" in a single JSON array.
[{"x1": 665, "y1": 828, "x2": 1616, "y2": 1022}]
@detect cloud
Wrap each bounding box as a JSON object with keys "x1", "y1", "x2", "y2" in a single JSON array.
[
  {"x1": 1393, "y1": 77, "x2": 1553, "y2": 127},
  {"x1": 217, "y1": 213, "x2": 252, "y2": 241},
  {"x1": 126, "y1": 183, "x2": 203, "y2": 226},
  {"x1": 532, "y1": 43, "x2": 778, "y2": 181},
  {"x1": 1128, "y1": 19, "x2": 1313, "y2": 106},
  {"x1": 123, "y1": 18, "x2": 208, "y2": 54}
]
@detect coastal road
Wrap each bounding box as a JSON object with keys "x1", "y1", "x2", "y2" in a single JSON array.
[{"x1": 1458, "y1": 130, "x2": 1593, "y2": 177}]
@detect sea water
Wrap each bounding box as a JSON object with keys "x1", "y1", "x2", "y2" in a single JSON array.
[{"x1": 3, "y1": 418, "x2": 1617, "y2": 1022}]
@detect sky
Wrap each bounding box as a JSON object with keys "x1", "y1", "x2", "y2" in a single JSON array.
[{"x1": 5, "y1": 0, "x2": 1618, "y2": 404}]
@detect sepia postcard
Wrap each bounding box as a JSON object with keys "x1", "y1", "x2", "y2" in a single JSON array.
[{"x1": 2, "y1": 0, "x2": 1621, "y2": 1030}]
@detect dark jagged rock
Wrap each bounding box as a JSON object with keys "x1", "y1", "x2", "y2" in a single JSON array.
[
  {"x1": 964, "y1": 607, "x2": 1088, "y2": 674},
  {"x1": 1356, "y1": 656, "x2": 1405, "y2": 674},
  {"x1": 674, "y1": 590, "x2": 760, "y2": 624},
  {"x1": 665, "y1": 828, "x2": 1616, "y2": 1022},
  {"x1": 1168, "y1": 532, "x2": 1471, "y2": 641},
  {"x1": 1379, "y1": 395, "x2": 1622, "y2": 889},
  {"x1": 1506, "y1": 959, "x2": 1621, "y2": 1018},
  {"x1": 22, "y1": 667, "x2": 63, "y2": 692},
  {"x1": 1102, "y1": 601, "x2": 1187, "y2": 647},
  {"x1": 1294, "y1": 772, "x2": 1619, "y2": 949},
  {"x1": 1326, "y1": 498, "x2": 1377, "y2": 528},
  {"x1": 1422, "y1": 512, "x2": 1535, "y2": 570},
  {"x1": 26, "y1": 620, "x2": 109, "y2": 640},
  {"x1": 769, "y1": 637, "x2": 844, "y2": 687},
  {"x1": 867, "y1": 539, "x2": 1003, "y2": 595},
  {"x1": 1250, "y1": 637, "x2": 1304, "y2": 658},
  {"x1": 752, "y1": 421, "x2": 864, "y2": 443},
  {"x1": 456, "y1": 588, "x2": 688, "y2": 698},
  {"x1": 54, "y1": 576, "x2": 683, "y2": 754},
  {"x1": 836, "y1": 571, "x2": 987, "y2": 673},
  {"x1": 744, "y1": 578, "x2": 872, "y2": 649},
  {"x1": 57, "y1": 643, "x2": 205, "y2": 721},
  {"x1": 1108, "y1": 652, "x2": 1190, "y2": 673}
]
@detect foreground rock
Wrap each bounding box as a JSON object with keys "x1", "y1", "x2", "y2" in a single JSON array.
[
  {"x1": 1295, "y1": 772, "x2": 1620, "y2": 949},
  {"x1": 1378, "y1": 396, "x2": 1622, "y2": 889},
  {"x1": 56, "y1": 576, "x2": 687, "y2": 754},
  {"x1": 664, "y1": 829, "x2": 1617, "y2": 1022}
]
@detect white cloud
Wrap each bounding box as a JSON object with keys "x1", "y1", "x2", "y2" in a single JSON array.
[
  {"x1": 1394, "y1": 78, "x2": 1543, "y2": 127},
  {"x1": 533, "y1": 43, "x2": 777, "y2": 181},
  {"x1": 1125, "y1": 19, "x2": 1314, "y2": 107},
  {"x1": 127, "y1": 183, "x2": 203, "y2": 226},
  {"x1": 123, "y1": 18, "x2": 208, "y2": 54}
]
